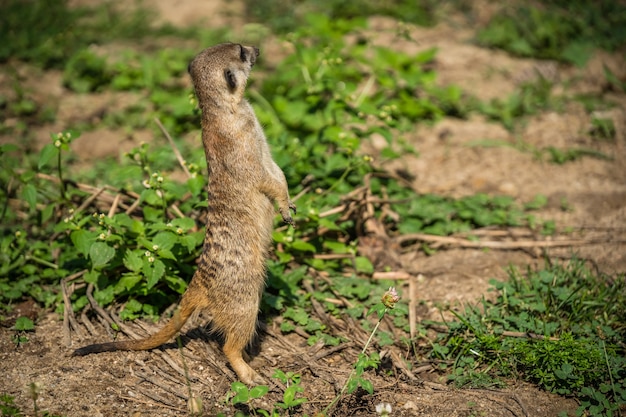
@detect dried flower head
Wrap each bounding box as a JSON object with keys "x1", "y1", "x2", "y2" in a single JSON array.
[{"x1": 381, "y1": 287, "x2": 399, "y2": 309}]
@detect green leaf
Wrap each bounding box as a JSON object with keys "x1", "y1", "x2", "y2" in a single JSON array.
[
  {"x1": 346, "y1": 377, "x2": 359, "y2": 394},
  {"x1": 153, "y1": 231, "x2": 177, "y2": 251},
  {"x1": 354, "y1": 256, "x2": 374, "y2": 274},
  {"x1": 89, "y1": 242, "x2": 116, "y2": 269},
  {"x1": 290, "y1": 240, "x2": 316, "y2": 252},
  {"x1": 123, "y1": 249, "x2": 143, "y2": 272},
  {"x1": 94, "y1": 285, "x2": 115, "y2": 306},
  {"x1": 14, "y1": 316, "x2": 35, "y2": 331},
  {"x1": 144, "y1": 259, "x2": 165, "y2": 289},
  {"x1": 83, "y1": 269, "x2": 99, "y2": 285},
  {"x1": 115, "y1": 274, "x2": 142, "y2": 292},
  {"x1": 249, "y1": 385, "x2": 269, "y2": 399},
  {"x1": 360, "y1": 378, "x2": 374, "y2": 394},
  {"x1": 186, "y1": 175, "x2": 205, "y2": 196},
  {"x1": 71, "y1": 230, "x2": 97, "y2": 257},
  {"x1": 21, "y1": 184, "x2": 37, "y2": 210},
  {"x1": 38, "y1": 143, "x2": 58, "y2": 170},
  {"x1": 230, "y1": 381, "x2": 249, "y2": 405}
]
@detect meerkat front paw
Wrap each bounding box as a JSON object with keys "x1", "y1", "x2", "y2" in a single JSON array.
[{"x1": 280, "y1": 201, "x2": 296, "y2": 227}]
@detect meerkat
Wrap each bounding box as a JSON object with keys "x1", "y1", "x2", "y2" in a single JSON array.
[{"x1": 72, "y1": 43, "x2": 296, "y2": 385}]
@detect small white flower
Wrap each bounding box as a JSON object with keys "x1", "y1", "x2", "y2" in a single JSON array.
[
  {"x1": 148, "y1": 257, "x2": 155, "y2": 263},
  {"x1": 54, "y1": 140, "x2": 61, "y2": 147},
  {"x1": 15, "y1": 231, "x2": 21, "y2": 238},
  {"x1": 376, "y1": 403, "x2": 392, "y2": 416},
  {"x1": 176, "y1": 228, "x2": 184, "y2": 235},
  {"x1": 152, "y1": 245, "x2": 159, "y2": 251},
  {"x1": 99, "y1": 233, "x2": 106, "y2": 240},
  {"x1": 145, "y1": 251, "x2": 151, "y2": 257},
  {"x1": 157, "y1": 176, "x2": 163, "y2": 183}
]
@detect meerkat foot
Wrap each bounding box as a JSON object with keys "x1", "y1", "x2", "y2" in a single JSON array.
[
  {"x1": 224, "y1": 340, "x2": 266, "y2": 385},
  {"x1": 280, "y1": 201, "x2": 296, "y2": 227}
]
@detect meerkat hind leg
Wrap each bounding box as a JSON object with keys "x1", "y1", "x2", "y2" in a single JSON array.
[{"x1": 223, "y1": 334, "x2": 266, "y2": 385}]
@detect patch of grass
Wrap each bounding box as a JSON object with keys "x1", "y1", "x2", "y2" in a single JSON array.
[
  {"x1": 477, "y1": 1, "x2": 626, "y2": 66},
  {"x1": 434, "y1": 259, "x2": 626, "y2": 416},
  {"x1": 0, "y1": 0, "x2": 188, "y2": 69},
  {"x1": 479, "y1": 77, "x2": 561, "y2": 130},
  {"x1": 242, "y1": 0, "x2": 437, "y2": 33}
]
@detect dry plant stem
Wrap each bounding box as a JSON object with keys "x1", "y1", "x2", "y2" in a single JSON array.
[
  {"x1": 108, "y1": 193, "x2": 121, "y2": 217},
  {"x1": 62, "y1": 270, "x2": 87, "y2": 345},
  {"x1": 154, "y1": 117, "x2": 191, "y2": 179},
  {"x1": 176, "y1": 337, "x2": 195, "y2": 407},
  {"x1": 323, "y1": 307, "x2": 388, "y2": 415},
  {"x1": 395, "y1": 233, "x2": 588, "y2": 249}
]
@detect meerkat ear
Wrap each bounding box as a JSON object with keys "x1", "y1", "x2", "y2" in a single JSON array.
[{"x1": 224, "y1": 69, "x2": 237, "y2": 90}]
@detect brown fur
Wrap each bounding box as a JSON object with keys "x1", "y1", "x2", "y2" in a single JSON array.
[{"x1": 72, "y1": 43, "x2": 295, "y2": 385}]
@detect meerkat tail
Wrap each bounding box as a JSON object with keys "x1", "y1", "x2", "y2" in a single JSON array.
[{"x1": 72, "y1": 290, "x2": 198, "y2": 356}]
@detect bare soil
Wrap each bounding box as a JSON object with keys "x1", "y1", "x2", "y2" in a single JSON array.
[{"x1": 1, "y1": 1, "x2": 625, "y2": 416}]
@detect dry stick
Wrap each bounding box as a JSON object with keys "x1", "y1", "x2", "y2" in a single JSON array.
[
  {"x1": 170, "y1": 203, "x2": 185, "y2": 218},
  {"x1": 312, "y1": 341, "x2": 355, "y2": 361},
  {"x1": 372, "y1": 271, "x2": 412, "y2": 280},
  {"x1": 138, "y1": 388, "x2": 181, "y2": 409},
  {"x1": 85, "y1": 283, "x2": 116, "y2": 328},
  {"x1": 80, "y1": 306, "x2": 97, "y2": 336},
  {"x1": 74, "y1": 187, "x2": 107, "y2": 215},
  {"x1": 125, "y1": 196, "x2": 142, "y2": 215},
  {"x1": 389, "y1": 348, "x2": 417, "y2": 381},
  {"x1": 319, "y1": 205, "x2": 347, "y2": 218},
  {"x1": 291, "y1": 185, "x2": 310, "y2": 203},
  {"x1": 395, "y1": 233, "x2": 588, "y2": 249},
  {"x1": 502, "y1": 331, "x2": 559, "y2": 341},
  {"x1": 108, "y1": 193, "x2": 121, "y2": 218},
  {"x1": 408, "y1": 274, "x2": 418, "y2": 339},
  {"x1": 134, "y1": 369, "x2": 188, "y2": 400},
  {"x1": 154, "y1": 117, "x2": 191, "y2": 179},
  {"x1": 118, "y1": 395, "x2": 182, "y2": 412},
  {"x1": 85, "y1": 284, "x2": 139, "y2": 339},
  {"x1": 155, "y1": 351, "x2": 196, "y2": 381},
  {"x1": 61, "y1": 270, "x2": 88, "y2": 346}
]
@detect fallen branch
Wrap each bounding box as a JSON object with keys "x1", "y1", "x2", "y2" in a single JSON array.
[{"x1": 395, "y1": 233, "x2": 588, "y2": 249}]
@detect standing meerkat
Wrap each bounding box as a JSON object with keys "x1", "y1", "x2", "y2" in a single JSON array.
[{"x1": 73, "y1": 43, "x2": 296, "y2": 385}]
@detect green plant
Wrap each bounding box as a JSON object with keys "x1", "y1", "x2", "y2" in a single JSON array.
[
  {"x1": 272, "y1": 370, "x2": 307, "y2": 411},
  {"x1": 0, "y1": 394, "x2": 22, "y2": 417},
  {"x1": 0, "y1": 0, "x2": 189, "y2": 68},
  {"x1": 323, "y1": 288, "x2": 400, "y2": 415},
  {"x1": 479, "y1": 77, "x2": 559, "y2": 130},
  {"x1": 433, "y1": 260, "x2": 626, "y2": 416},
  {"x1": 225, "y1": 371, "x2": 307, "y2": 416},
  {"x1": 242, "y1": 0, "x2": 437, "y2": 34},
  {"x1": 476, "y1": 1, "x2": 626, "y2": 66}
]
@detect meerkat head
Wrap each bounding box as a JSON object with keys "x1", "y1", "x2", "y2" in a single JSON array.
[{"x1": 188, "y1": 43, "x2": 259, "y2": 111}]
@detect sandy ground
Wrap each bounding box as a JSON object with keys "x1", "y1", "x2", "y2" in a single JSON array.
[{"x1": 1, "y1": 1, "x2": 625, "y2": 416}]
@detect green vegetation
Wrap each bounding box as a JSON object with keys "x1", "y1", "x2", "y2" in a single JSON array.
[
  {"x1": 1, "y1": 1, "x2": 624, "y2": 416},
  {"x1": 433, "y1": 260, "x2": 626, "y2": 416},
  {"x1": 477, "y1": 1, "x2": 626, "y2": 66}
]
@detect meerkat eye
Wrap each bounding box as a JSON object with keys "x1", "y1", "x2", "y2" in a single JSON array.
[
  {"x1": 224, "y1": 69, "x2": 237, "y2": 89},
  {"x1": 239, "y1": 45, "x2": 247, "y2": 62}
]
